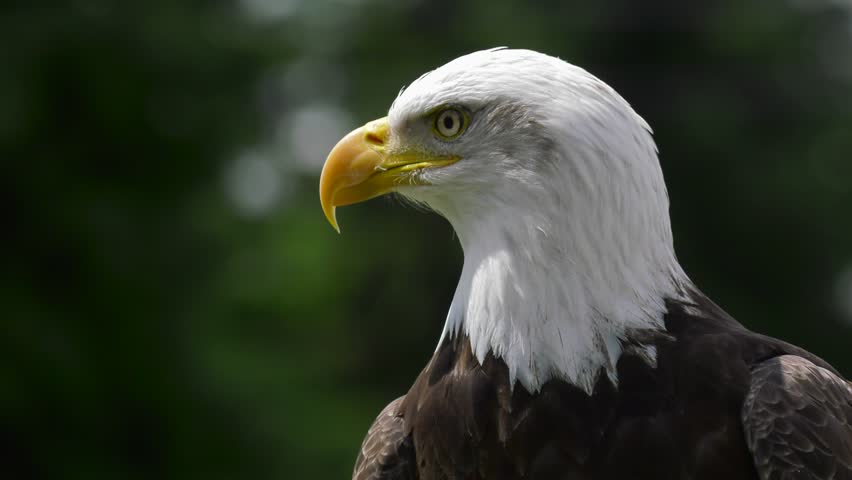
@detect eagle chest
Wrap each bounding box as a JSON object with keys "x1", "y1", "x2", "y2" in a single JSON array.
[
  {"x1": 404, "y1": 344, "x2": 760, "y2": 480},
  {"x1": 405, "y1": 355, "x2": 620, "y2": 479}
]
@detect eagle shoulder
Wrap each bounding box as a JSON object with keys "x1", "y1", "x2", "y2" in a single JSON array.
[
  {"x1": 353, "y1": 396, "x2": 416, "y2": 480},
  {"x1": 742, "y1": 355, "x2": 852, "y2": 480}
]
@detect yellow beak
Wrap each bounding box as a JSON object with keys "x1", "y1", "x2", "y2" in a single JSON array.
[{"x1": 319, "y1": 116, "x2": 458, "y2": 232}]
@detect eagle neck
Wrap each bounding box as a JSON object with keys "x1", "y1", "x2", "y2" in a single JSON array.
[{"x1": 437, "y1": 198, "x2": 689, "y2": 395}]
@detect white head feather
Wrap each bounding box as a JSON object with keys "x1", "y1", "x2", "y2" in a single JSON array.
[{"x1": 388, "y1": 48, "x2": 690, "y2": 394}]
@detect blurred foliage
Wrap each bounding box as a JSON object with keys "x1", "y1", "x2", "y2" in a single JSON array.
[{"x1": 2, "y1": 0, "x2": 852, "y2": 478}]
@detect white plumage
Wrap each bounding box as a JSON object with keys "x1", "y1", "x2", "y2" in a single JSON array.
[{"x1": 389, "y1": 48, "x2": 691, "y2": 393}]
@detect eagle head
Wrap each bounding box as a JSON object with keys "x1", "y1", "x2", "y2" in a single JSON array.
[{"x1": 319, "y1": 48, "x2": 687, "y2": 392}]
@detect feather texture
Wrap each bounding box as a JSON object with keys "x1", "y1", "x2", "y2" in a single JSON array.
[
  {"x1": 743, "y1": 356, "x2": 852, "y2": 480},
  {"x1": 353, "y1": 397, "x2": 415, "y2": 480}
]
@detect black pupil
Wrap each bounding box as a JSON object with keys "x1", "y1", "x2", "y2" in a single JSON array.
[{"x1": 443, "y1": 114, "x2": 455, "y2": 131}]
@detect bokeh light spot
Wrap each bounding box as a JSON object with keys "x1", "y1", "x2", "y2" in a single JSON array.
[
  {"x1": 224, "y1": 150, "x2": 287, "y2": 218},
  {"x1": 282, "y1": 103, "x2": 353, "y2": 172},
  {"x1": 240, "y1": 0, "x2": 302, "y2": 21},
  {"x1": 835, "y1": 265, "x2": 852, "y2": 325}
]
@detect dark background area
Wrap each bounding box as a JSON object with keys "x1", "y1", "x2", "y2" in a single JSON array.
[{"x1": 3, "y1": 0, "x2": 852, "y2": 478}]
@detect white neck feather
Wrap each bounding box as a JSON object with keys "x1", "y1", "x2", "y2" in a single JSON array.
[
  {"x1": 432, "y1": 112, "x2": 690, "y2": 395},
  {"x1": 438, "y1": 205, "x2": 687, "y2": 394}
]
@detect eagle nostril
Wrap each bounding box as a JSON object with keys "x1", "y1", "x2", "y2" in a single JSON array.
[{"x1": 365, "y1": 131, "x2": 385, "y2": 147}]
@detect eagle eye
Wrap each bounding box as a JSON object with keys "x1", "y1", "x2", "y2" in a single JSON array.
[{"x1": 433, "y1": 108, "x2": 468, "y2": 140}]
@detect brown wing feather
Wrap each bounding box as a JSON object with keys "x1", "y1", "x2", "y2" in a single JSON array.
[
  {"x1": 353, "y1": 396, "x2": 416, "y2": 480},
  {"x1": 742, "y1": 355, "x2": 852, "y2": 480}
]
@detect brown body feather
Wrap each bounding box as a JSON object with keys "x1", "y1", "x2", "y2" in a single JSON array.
[{"x1": 354, "y1": 292, "x2": 852, "y2": 480}]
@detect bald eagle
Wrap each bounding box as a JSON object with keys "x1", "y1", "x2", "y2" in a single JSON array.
[{"x1": 319, "y1": 49, "x2": 852, "y2": 480}]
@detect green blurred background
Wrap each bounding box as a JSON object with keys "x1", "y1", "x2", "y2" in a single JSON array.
[{"x1": 4, "y1": 0, "x2": 852, "y2": 478}]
